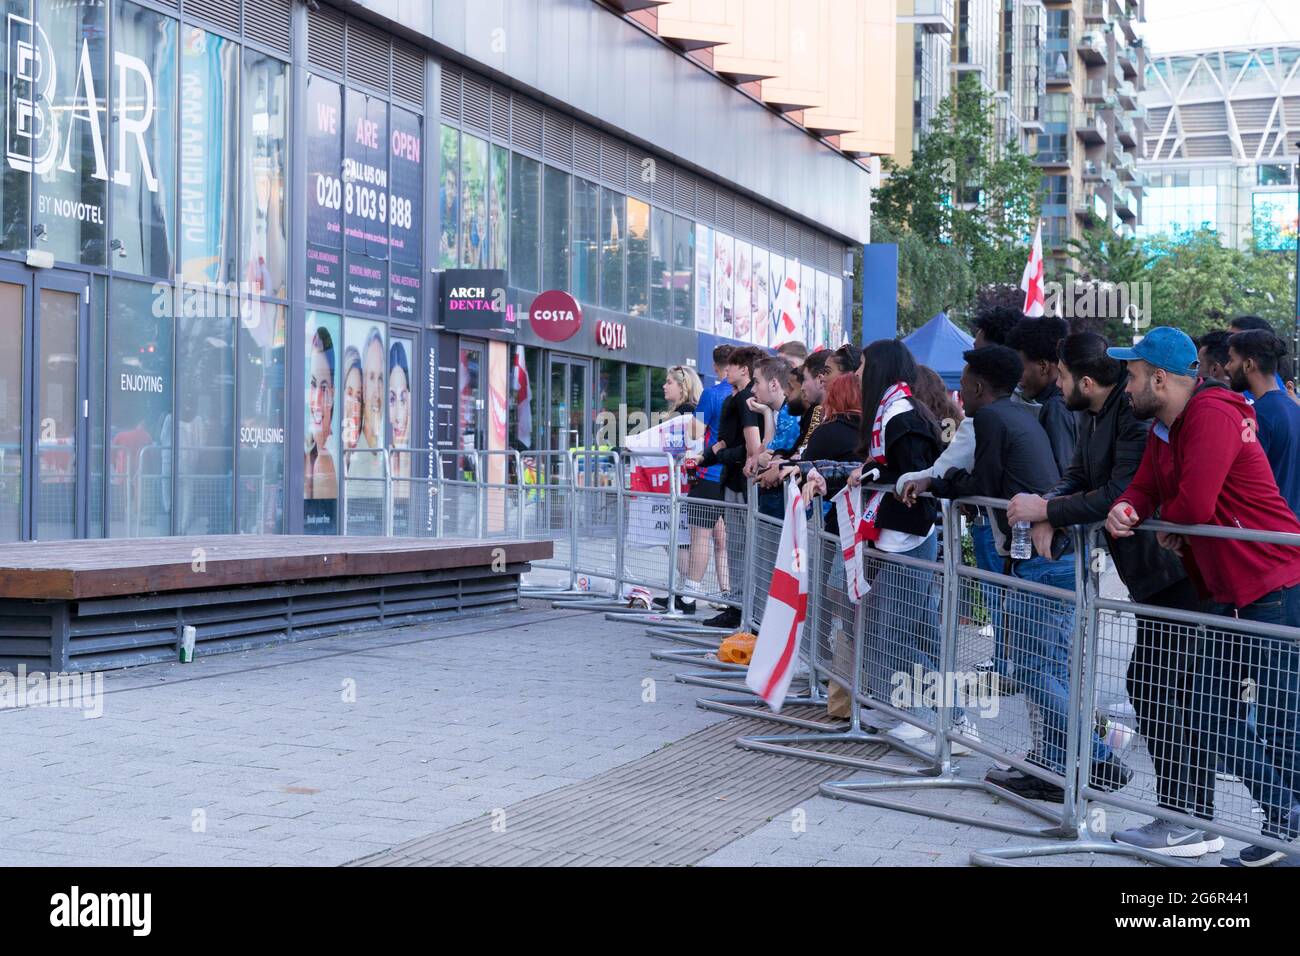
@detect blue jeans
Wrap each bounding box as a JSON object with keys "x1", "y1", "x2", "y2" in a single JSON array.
[
  {"x1": 864, "y1": 533, "x2": 962, "y2": 722},
  {"x1": 970, "y1": 521, "x2": 1008, "y2": 677},
  {"x1": 1008, "y1": 554, "x2": 1113, "y2": 774},
  {"x1": 1197, "y1": 585, "x2": 1300, "y2": 837},
  {"x1": 758, "y1": 488, "x2": 783, "y2": 520}
]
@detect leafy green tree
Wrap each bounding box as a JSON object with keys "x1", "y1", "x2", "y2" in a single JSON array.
[
  {"x1": 871, "y1": 73, "x2": 1040, "y2": 300},
  {"x1": 1145, "y1": 227, "x2": 1294, "y2": 341},
  {"x1": 868, "y1": 222, "x2": 974, "y2": 335}
]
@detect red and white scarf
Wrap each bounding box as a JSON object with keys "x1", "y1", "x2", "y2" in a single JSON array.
[
  {"x1": 857, "y1": 382, "x2": 914, "y2": 548},
  {"x1": 831, "y1": 383, "x2": 913, "y2": 602}
]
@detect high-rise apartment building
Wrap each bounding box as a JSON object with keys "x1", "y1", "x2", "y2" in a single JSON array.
[{"x1": 895, "y1": 0, "x2": 1149, "y2": 269}]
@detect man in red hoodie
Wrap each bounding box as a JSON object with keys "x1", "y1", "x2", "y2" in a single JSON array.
[{"x1": 1106, "y1": 326, "x2": 1300, "y2": 867}]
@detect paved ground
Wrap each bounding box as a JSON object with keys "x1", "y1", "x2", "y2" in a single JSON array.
[{"x1": 0, "y1": 599, "x2": 1246, "y2": 867}]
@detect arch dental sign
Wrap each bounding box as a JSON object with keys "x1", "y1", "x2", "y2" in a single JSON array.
[
  {"x1": 6, "y1": 15, "x2": 160, "y2": 193},
  {"x1": 528, "y1": 290, "x2": 582, "y2": 343}
]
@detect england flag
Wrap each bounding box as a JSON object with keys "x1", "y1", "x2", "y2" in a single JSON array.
[{"x1": 745, "y1": 478, "x2": 808, "y2": 711}]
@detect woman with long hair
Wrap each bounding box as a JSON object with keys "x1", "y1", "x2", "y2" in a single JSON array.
[
  {"x1": 305, "y1": 327, "x2": 338, "y2": 500},
  {"x1": 912, "y1": 365, "x2": 963, "y2": 443},
  {"x1": 654, "y1": 364, "x2": 707, "y2": 614},
  {"x1": 801, "y1": 339, "x2": 976, "y2": 748}
]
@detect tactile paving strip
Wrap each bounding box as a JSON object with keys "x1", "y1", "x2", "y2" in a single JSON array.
[{"x1": 347, "y1": 708, "x2": 889, "y2": 867}]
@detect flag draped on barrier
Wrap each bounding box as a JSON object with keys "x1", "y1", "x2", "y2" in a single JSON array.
[
  {"x1": 745, "y1": 478, "x2": 808, "y2": 711},
  {"x1": 832, "y1": 484, "x2": 870, "y2": 603},
  {"x1": 624, "y1": 415, "x2": 699, "y2": 548}
]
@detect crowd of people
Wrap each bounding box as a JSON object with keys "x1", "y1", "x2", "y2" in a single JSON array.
[{"x1": 656, "y1": 308, "x2": 1300, "y2": 867}]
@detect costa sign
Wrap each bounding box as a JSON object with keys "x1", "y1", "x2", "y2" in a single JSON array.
[
  {"x1": 596, "y1": 319, "x2": 627, "y2": 350},
  {"x1": 529, "y1": 290, "x2": 582, "y2": 342}
]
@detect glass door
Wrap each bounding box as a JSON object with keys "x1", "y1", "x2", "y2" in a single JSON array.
[
  {"x1": 0, "y1": 276, "x2": 23, "y2": 541},
  {"x1": 0, "y1": 267, "x2": 88, "y2": 542},
  {"x1": 547, "y1": 356, "x2": 589, "y2": 453},
  {"x1": 35, "y1": 281, "x2": 84, "y2": 540},
  {"x1": 457, "y1": 340, "x2": 485, "y2": 480}
]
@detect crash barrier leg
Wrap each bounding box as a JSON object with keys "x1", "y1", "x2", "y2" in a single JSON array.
[
  {"x1": 694, "y1": 493, "x2": 837, "y2": 728},
  {"x1": 826, "y1": 515, "x2": 1089, "y2": 841}
]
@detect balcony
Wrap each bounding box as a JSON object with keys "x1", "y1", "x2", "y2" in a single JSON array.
[
  {"x1": 1118, "y1": 43, "x2": 1138, "y2": 78},
  {"x1": 1075, "y1": 107, "x2": 1106, "y2": 143},
  {"x1": 1046, "y1": 48, "x2": 1073, "y2": 84},
  {"x1": 902, "y1": 0, "x2": 954, "y2": 34},
  {"x1": 1117, "y1": 222, "x2": 1136, "y2": 240},
  {"x1": 1115, "y1": 188, "x2": 1136, "y2": 220},
  {"x1": 1077, "y1": 31, "x2": 1108, "y2": 65},
  {"x1": 1117, "y1": 151, "x2": 1137, "y2": 180},
  {"x1": 1082, "y1": 160, "x2": 1103, "y2": 182},
  {"x1": 1074, "y1": 188, "x2": 1099, "y2": 221},
  {"x1": 1084, "y1": 78, "x2": 1110, "y2": 102},
  {"x1": 1119, "y1": 12, "x2": 1139, "y2": 45},
  {"x1": 1035, "y1": 143, "x2": 1072, "y2": 168},
  {"x1": 1117, "y1": 80, "x2": 1138, "y2": 107},
  {"x1": 1116, "y1": 112, "x2": 1136, "y2": 147},
  {"x1": 1084, "y1": 0, "x2": 1107, "y2": 23}
]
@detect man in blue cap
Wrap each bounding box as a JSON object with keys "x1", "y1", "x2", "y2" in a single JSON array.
[{"x1": 1106, "y1": 326, "x2": 1300, "y2": 867}]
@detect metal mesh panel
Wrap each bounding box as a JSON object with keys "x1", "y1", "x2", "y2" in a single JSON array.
[
  {"x1": 812, "y1": 523, "x2": 856, "y2": 691},
  {"x1": 519, "y1": 452, "x2": 575, "y2": 573},
  {"x1": 1090, "y1": 605, "x2": 1300, "y2": 843},
  {"x1": 749, "y1": 512, "x2": 782, "y2": 626},
  {"x1": 857, "y1": 544, "x2": 944, "y2": 734},
  {"x1": 675, "y1": 496, "x2": 746, "y2": 611}
]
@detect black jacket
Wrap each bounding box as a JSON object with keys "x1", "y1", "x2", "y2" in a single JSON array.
[
  {"x1": 930, "y1": 395, "x2": 1060, "y2": 549},
  {"x1": 1030, "y1": 381, "x2": 1079, "y2": 476},
  {"x1": 801, "y1": 413, "x2": 863, "y2": 535},
  {"x1": 806, "y1": 408, "x2": 941, "y2": 538},
  {"x1": 1044, "y1": 372, "x2": 1187, "y2": 601}
]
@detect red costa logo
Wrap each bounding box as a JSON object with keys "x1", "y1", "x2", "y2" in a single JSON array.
[
  {"x1": 528, "y1": 290, "x2": 582, "y2": 342},
  {"x1": 596, "y1": 320, "x2": 627, "y2": 350}
]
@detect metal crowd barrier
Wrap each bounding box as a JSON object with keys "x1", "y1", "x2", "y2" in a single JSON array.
[{"x1": 334, "y1": 445, "x2": 1300, "y2": 867}]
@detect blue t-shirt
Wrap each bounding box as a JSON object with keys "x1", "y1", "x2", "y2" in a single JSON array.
[
  {"x1": 1254, "y1": 389, "x2": 1300, "y2": 519},
  {"x1": 695, "y1": 380, "x2": 731, "y2": 484},
  {"x1": 768, "y1": 403, "x2": 800, "y2": 452}
]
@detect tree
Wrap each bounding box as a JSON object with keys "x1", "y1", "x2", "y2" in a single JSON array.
[
  {"x1": 871, "y1": 73, "x2": 1041, "y2": 300},
  {"x1": 869, "y1": 222, "x2": 974, "y2": 336},
  {"x1": 1145, "y1": 227, "x2": 1294, "y2": 341},
  {"x1": 1057, "y1": 222, "x2": 1156, "y2": 342}
]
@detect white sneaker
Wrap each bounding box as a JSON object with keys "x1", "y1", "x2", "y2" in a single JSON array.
[{"x1": 950, "y1": 715, "x2": 979, "y2": 756}]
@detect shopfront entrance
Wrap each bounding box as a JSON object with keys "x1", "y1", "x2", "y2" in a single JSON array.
[
  {"x1": 547, "y1": 355, "x2": 590, "y2": 453},
  {"x1": 0, "y1": 266, "x2": 90, "y2": 542}
]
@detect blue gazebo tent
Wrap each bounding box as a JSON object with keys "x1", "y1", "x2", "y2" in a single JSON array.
[{"x1": 902, "y1": 312, "x2": 974, "y2": 389}]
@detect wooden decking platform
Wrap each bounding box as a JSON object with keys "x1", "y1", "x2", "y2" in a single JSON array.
[{"x1": 0, "y1": 536, "x2": 553, "y2": 672}]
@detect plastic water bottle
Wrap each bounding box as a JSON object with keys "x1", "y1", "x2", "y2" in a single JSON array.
[{"x1": 1010, "y1": 520, "x2": 1033, "y2": 560}]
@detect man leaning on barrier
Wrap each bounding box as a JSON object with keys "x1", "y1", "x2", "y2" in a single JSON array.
[
  {"x1": 1007, "y1": 333, "x2": 1216, "y2": 858},
  {"x1": 1106, "y1": 326, "x2": 1300, "y2": 868},
  {"x1": 903, "y1": 345, "x2": 1133, "y2": 802}
]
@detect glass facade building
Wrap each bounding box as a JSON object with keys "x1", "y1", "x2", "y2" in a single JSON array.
[{"x1": 0, "y1": 0, "x2": 861, "y2": 544}]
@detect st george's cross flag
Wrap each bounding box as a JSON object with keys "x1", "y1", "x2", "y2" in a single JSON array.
[
  {"x1": 745, "y1": 477, "x2": 809, "y2": 711},
  {"x1": 1020, "y1": 220, "x2": 1045, "y2": 318},
  {"x1": 832, "y1": 484, "x2": 871, "y2": 603},
  {"x1": 772, "y1": 272, "x2": 801, "y2": 347}
]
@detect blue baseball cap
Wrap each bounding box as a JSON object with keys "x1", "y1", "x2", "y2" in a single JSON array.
[{"x1": 1106, "y1": 326, "x2": 1198, "y2": 377}]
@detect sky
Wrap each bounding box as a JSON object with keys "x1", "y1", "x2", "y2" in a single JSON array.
[{"x1": 1141, "y1": 0, "x2": 1300, "y2": 55}]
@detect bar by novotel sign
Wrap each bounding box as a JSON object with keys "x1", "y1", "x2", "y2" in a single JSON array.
[
  {"x1": 529, "y1": 289, "x2": 582, "y2": 342},
  {"x1": 440, "y1": 269, "x2": 509, "y2": 330}
]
